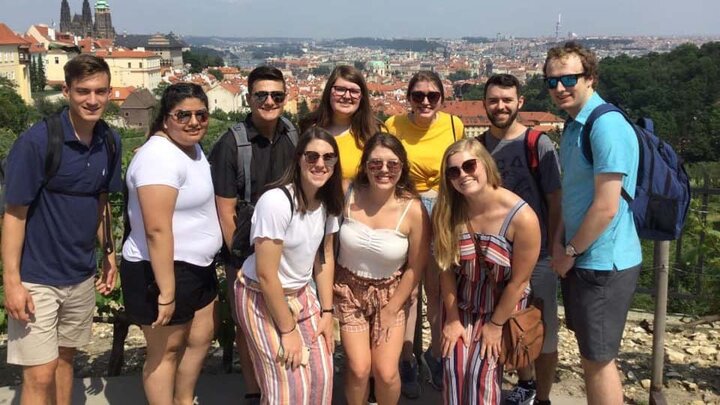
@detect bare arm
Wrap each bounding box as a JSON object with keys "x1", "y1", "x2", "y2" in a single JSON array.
[
  {"x1": 137, "y1": 185, "x2": 178, "y2": 326},
  {"x1": 491, "y1": 206, "x2": 540, "y2": 325},
  {"x1": 552, "y1": 173, "x2": 623, "y2": 277},
  {"x1": 440, "y1": 265, "x2": 466, "y2": 356},
  {"x1": 96, "y1": 193, "x2": 117, "y2": 294},
  {"x1": 313, "y1": 232, "x2": 336, "y2": 351},
  {"x1": 215, "y1": 195, "x2": 238, "y2": 250},
  {"x1": 2, "y1": 205, "x2": 33, "y2": 321},
  {"x1": 544, "y1": 189, "x2": 562, "y2": 252},
  {"x1": 385, "y1": 200, "x2": 429, "y2": 314}
]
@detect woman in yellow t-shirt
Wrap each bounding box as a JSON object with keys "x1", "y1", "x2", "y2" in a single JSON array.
[
  {"x1": 384, "y1": 70, "x2": 464, "y2": 397},
  {"x1": 301, "y1": 65, "x2": 384, "y2": 181}
]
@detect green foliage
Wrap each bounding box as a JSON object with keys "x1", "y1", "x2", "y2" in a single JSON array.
[
  {"x1": 353, "y1": 61, "x2": 366, "y2": 71},
  {"x1": 522, "y1": 74, "x2": 562, "y2": 115},
  {"x1": 30, "y1": 56, "x2": 47, "y2": 93},
  {"x1": 183, "y1": 48, "x2": 224, "y2": 74},
  {"x1": 597, "y1": 42, "x2": 720, "y2": 163},
  {"x1": 0, "y1": 77, "x2": 34, "y2": 136},
  {"x1": 208, "y1": 68, "x2": 224, "y2": 81},
  {"x1": 152, "y1": 81, "x2": 169, "y2": 98},
  {"x1": 448, "y1": 70, "x2": 472, "y2": 82},
  {"x1": 460, "y1": 84, "x2": 485, "y2": 100},
  {"x1": 311, "y1": 65, "x2": 331, "y2": 76},
  {"x1": 33, "y1": 96, "x2": 68, "y2": 119},
  {"x1": 297, "y1": 100, "x2": 311, "y2": 122}
]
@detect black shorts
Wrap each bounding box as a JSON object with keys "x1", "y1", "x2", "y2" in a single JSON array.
[
  {"x1": 120, "y1": 259, "x2": 218, "y2": 326},
  {"x1": 561, "y1": 264, "x2": 640, "y2": 362}
]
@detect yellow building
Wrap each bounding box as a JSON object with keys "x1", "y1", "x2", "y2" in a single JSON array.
[
  {"x1": 94, "y1": 49, "x2": 161, "y2": 90},
  {"x1": 26, "y1": 24, "x2": 80, "y2": 86},
  {"x1": 0, "y1": 23, "x2": 32, "y2": 103}
]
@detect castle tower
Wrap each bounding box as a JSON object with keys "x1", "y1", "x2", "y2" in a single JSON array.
[
  {"x1": 60, "y1": 0, "x2": 71, "y2": 33},
  {"x1": 81, "y1": 0, "x2": 94, "y2": 36},
  {"x1": 93, "y1": 0, "x2": 116, "y2": 40}
]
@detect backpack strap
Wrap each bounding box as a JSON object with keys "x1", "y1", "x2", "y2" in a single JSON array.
[
  {"x1": 43, "y1": 113, "x2": 65, "y2": 183},
  {"x1": 450, "y1": 115, "x2": 457, "y2": 141},
  {"x1": 580, "y1": 103, "x2": 633, "y2": 203},
  {"x1": 280, "y1": 116, "x2": 299, "y2": 146},
  {"x1": 230, "y1": 123, "x2": 253, "y2": 202},
  {"x1": 524, "y1": 128, "x2": 545, "y2": 193}
]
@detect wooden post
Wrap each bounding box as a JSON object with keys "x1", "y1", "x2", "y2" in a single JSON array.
[
  {"x1": 649, "y1": 240, "x2": 670, "y2": 405},
  {"x1": 695, "y1": 172, "x2": 710, "y2": 295}
]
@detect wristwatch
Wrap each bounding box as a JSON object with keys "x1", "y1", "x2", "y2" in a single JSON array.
[{"x1": 565, "y1": 243, "x2": 581, "y2": 258}]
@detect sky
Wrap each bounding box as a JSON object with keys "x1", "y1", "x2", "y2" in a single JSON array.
[{"x1": 2, "y1": 0, "x2": 719, "y2": 39}]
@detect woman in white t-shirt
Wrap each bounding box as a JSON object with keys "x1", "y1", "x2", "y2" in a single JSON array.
[
  {"x1": 120, "y1": 83, "x2": 222, "y2": 405},
  {"x1": 235, "y1": 127, "x2": 344, "y2": 404}
]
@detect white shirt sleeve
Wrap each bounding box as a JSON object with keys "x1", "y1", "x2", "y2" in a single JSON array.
[
  {"x1": 130, "y1": 142, "x2": 187, "y2": 189},
  {"x1": 251, "y1": 188, "x2": 293, "y2": 243},
  {"x1": 325, "y1": 214, "x2": 340, "y2": 234}
]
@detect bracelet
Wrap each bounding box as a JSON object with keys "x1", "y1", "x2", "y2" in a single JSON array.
[
  {"x1": 489, "y1": 319, "x2": 504, "y2": 327},
  {"x1": 279, "y1": 323, "x2": 297, "y2": 335},
  {"x1": 321, "y1": 308, "x2": 334, "y2": 314},
  {"x1": 158, "y1": 298, "x2": 175, "y2": 306}
]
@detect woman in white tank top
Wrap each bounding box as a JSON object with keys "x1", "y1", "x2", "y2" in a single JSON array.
[{"x1": 334, "y1": 133, "x2": 431, "y2": 405}]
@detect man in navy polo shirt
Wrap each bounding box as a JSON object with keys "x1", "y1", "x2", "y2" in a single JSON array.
[
  {"x1": 546, "y1": 42, "x2": 641, "y2": 405},
  {"x1": 2, "y1": 54, "x2": 122, "y2": 405}
]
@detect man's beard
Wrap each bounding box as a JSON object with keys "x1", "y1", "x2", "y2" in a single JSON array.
[{"x1": 488, "y1": 109, "x2": 519, "y2": 129}]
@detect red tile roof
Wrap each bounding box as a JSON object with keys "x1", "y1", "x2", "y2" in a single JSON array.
[
  {"x1": 95, "y1": 49, "x2": 159, "y2": 59},
  {"x1": 0, "y1": 23, "x2": 31, "y2": 46}
]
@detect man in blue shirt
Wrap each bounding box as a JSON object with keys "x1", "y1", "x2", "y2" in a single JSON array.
[
  {"x1": 546, "y1": 42, "x2": 641, "y2": 405},
  {"x1": 2, "y1": 54, "x2": 122, "y2": 405}
]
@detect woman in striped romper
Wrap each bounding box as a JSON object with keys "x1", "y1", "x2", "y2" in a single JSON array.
[
  {"x1": 432, "y1": 139, "x2": 541, "y2": 405},
  {"x1": 234, "y1": 128, "x2": 345, "y2": 405}
]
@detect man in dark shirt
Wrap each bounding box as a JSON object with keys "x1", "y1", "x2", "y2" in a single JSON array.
[
  {"x1": 2, "y1": 54, "x2": 122, "y2": 405},
  {"x1": 208, "y1": 66, "x2": 297, "y2": 404}
]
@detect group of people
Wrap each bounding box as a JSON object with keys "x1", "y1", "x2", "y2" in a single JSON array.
[{"x1": 3, "y1": 40, "x2": 642, "y2": 405}]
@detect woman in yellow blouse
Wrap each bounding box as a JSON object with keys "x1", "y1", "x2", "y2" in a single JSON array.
[
  {"x1": 385, "y1": 70, "x2": 464, "y2": 398},
  {"x1": 301, "y1": 65, "x2": 383, "y2": 181}
]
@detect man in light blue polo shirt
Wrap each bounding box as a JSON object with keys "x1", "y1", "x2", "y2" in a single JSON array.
[
  {"x1": 2, "y1": 54, "x2": 122, "y2": 405},
  {"x1": 545, "y1": 42, "x2": 641, "y2": 405}
]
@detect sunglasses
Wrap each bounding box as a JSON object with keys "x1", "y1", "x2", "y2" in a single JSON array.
[
  {"x1": 252, "y1": 91, "x2": 286, "y2": 104},
  {"x1": 303, "y1": 151, "x2": 338, "y2": 167},
  {"x1": 446, "y1": 159, "x2": 478, "y2": 180},
  {"x1": 409, "y1": 91, "x2": 442, "y2": 104},
  {"x1": 168, "y1": 109, "x2": 210, "y2": 124},
  {"x1": 544, "y1": 73, "x2": 585, "y2": 89},
  {"x1": 366, "y1": 159, "x2": 402, "y2": 174},
  {"x1": 331, "y1": 86, "x2": 362, "y2": 99}
]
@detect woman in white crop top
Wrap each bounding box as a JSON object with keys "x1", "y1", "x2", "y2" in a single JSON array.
[
  {"x1": 334, "y1": 133, "x2": 430, "y2": 405},
  {"x1": 234, "y1": 127, "x2": 344, "y2": 405}
]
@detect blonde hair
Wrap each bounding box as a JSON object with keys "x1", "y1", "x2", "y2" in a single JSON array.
[{"x1": 432, "y1": 138, "x2": 502, "y2": 270}]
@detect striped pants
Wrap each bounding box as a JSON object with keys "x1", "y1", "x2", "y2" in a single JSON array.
[{"x1": 235, "y1": 279, "x2": 333, "y2": 405}]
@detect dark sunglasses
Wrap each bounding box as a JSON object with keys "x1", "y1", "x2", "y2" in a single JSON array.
[
  {"x1": 168, "y1": 109, "x2": 210, "y2": 124},
  {"x1": 331, "y1": 85, "x2": 362, "y2": 99},
  {"x1": 409, "y1": 91, "x2": 442, "y2": 104},
  {"x1": 303, "y1": 151, "x2": 338, "y2": 167},
  {"x1": 252, "y1": 91, "x2": 286, "y2": 103},
  {"x1": 544, "y1": 73, "x2": 585, "y2": 89},
  {"x1": 446, "y1": 159, "x2": 478, "y2": 180},
  {"x1": 366, "y1": 159, "x2": 402, "y2": 174}
]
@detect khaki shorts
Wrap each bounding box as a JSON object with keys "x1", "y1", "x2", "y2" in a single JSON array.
[{"x1": 7, "y1": 277, "x2": 95, "y2": 366}]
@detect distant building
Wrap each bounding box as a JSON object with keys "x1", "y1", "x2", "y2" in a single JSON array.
[
  {"x1": 26, "y1": 24, "x2": 80, "y2": 87},
  {"x1": 0, "y1": 23, "x2": 32, "y2": 103},
  {"x1": 443, "y1": 100, "x2": 565, "y2": 137},
  {"x1": 94, "y1": 49, "x2": 161, "y2": 90},
  {"x1": 119, "y1": 88, "x2": 156, "y2": 132},
  {"x1": 60, "y1": 0, "x2": 115, "y2": 39},
  {"x1": 207, "y1": 82, "x2": 245, "y2": 113},
  {"x1": 114, "y1": 33, "x2": 187, "y2": 69}
]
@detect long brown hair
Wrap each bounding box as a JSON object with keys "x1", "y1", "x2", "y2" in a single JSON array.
[
  {"x1": 270, "y1": 127, "x2": 344, "y2": 216},
  {"x1": 432, "y1": 138, "x2": 502, "y2": 270},
  {"x1": 300, "y1": 65, "x2": 381, "y2": 149}
]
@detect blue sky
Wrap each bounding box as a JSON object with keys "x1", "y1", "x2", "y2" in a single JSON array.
[{"x1": 3, "y1": 0, "x2": 719, "y2": 38}]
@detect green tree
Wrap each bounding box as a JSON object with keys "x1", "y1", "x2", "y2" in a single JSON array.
[
  {"x1": 353, "y1": 61, "x2": 366, "y2": 71},
  {"x1": 311, "y1": 66, "x2": 331, "y2": 76},
  {"x1": 36, "y1": 56, "x2": 47, "y2": 92},
  {"x1": 0, "y1": 77, "x2": 33, "y2": 135},
  {"x1": 208, "y1": 68, "x2": 224, "y2": 81},
  {"x1": 460, "y1": 84, "x2": 484, "y2": 100},
  {"x1": 153, "y1": 81, "x2": 169, "y2": 98},
  {"x1": 33, "y1": 96, "x2": 68, "y2": 118},
  {"x1": 297, "y1": 99, "x2": 310, "y2": 120},
  {"x1": 448, "y1": 70, "x2": 471, "y2": 82}
]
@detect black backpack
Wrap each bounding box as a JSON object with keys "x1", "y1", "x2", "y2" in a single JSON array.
[{"x1": 228, "y1": 117, "x2": 298, "y2": 263}]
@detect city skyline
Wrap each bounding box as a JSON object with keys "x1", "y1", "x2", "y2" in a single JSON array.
[{"x1": 1, "y1": 0, "x2": 719, "y2": 39}]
